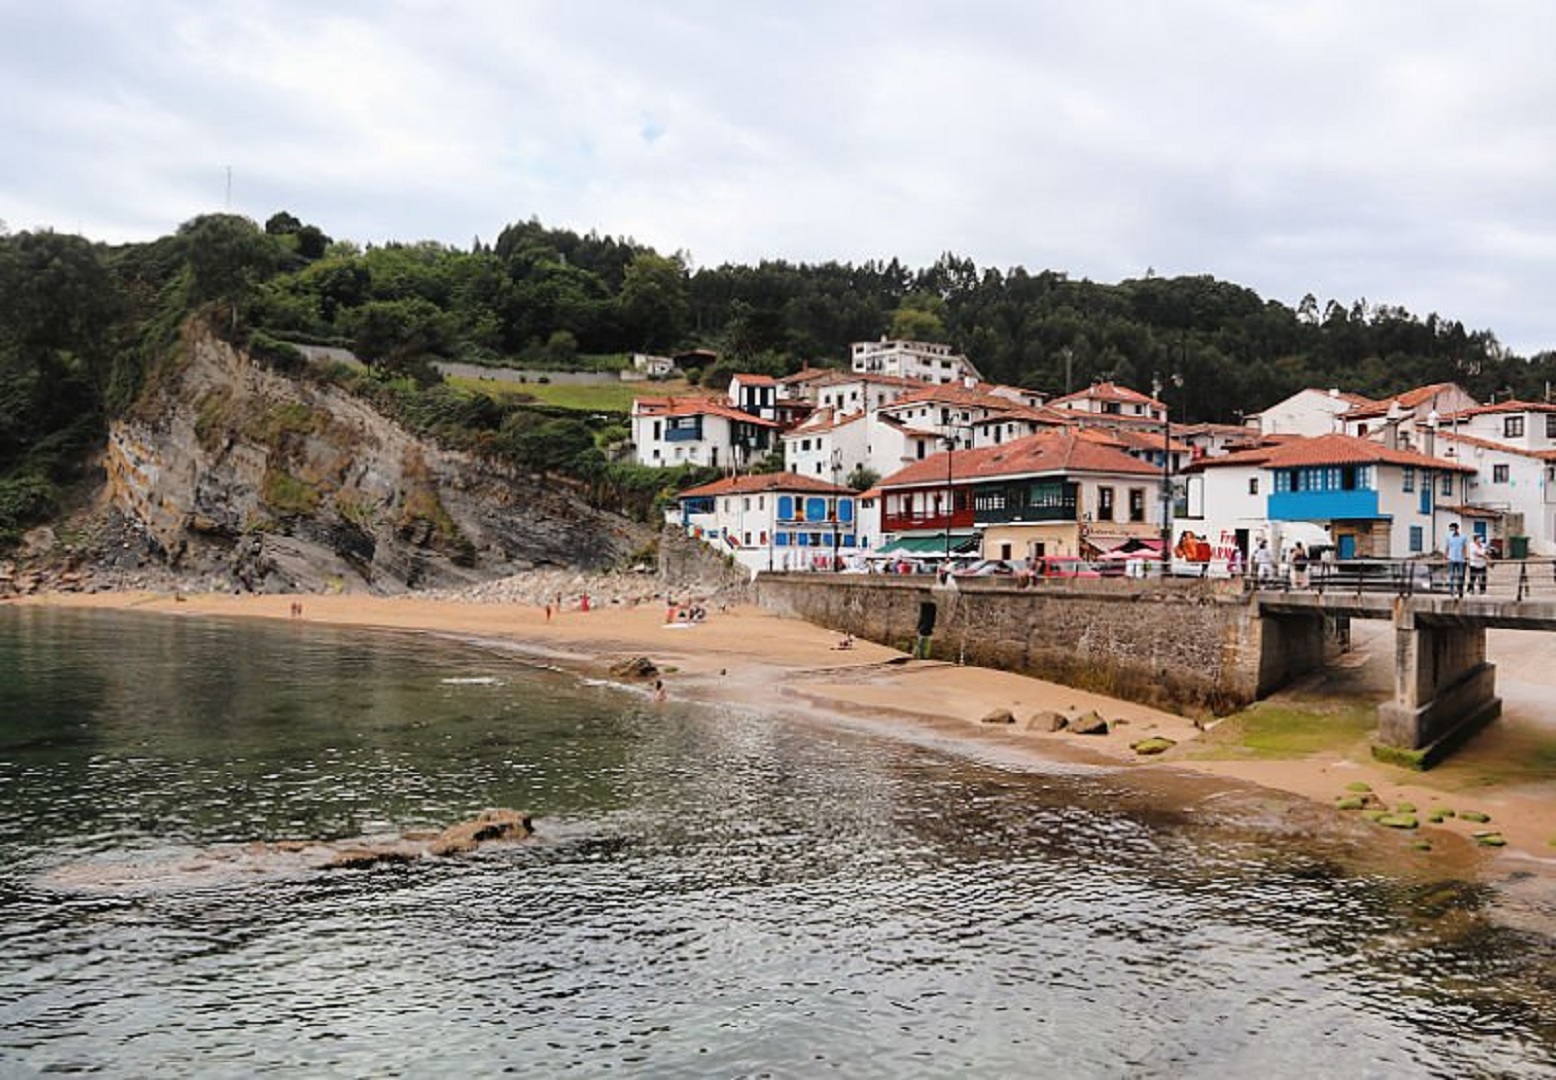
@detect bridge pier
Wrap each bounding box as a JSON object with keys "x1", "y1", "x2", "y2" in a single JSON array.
[{"x1": 1375, "y1": 606, "x2": 1501, "y2": 766}]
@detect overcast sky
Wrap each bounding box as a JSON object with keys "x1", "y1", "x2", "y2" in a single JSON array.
[{"x1": 3, "y1": 1, "x2": 1554, "y2": 356}]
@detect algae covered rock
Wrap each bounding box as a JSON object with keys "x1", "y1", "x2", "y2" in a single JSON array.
[
  {"x1": 1460, "y1": 810, "x2": 1491, "y2": 824},
  {"x1": 609, "y1": 656, "x2": 660, "y2": 680},
  {"x1": 1377, "y1": 813, "x2": 1419, "y2": 830},
  {"x1": 1335, "y1": 795, "x2": 1367, "y2": 811},
  {"x1": 1345, "y1": 782, "x2": 1373, "y2": 793},
  {"x1": 1473, "y1": 831, "x2": 1507, "y2": 847},
  {"x1": 1130, "y1": 736, "x2": 1175, "y2": 756}
]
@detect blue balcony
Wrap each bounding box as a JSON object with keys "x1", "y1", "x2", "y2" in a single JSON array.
[{"x1": 1268, "y1": 489, "x2": 1382, "y2": 521}]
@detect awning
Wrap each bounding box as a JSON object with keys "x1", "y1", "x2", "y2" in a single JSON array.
[{"x1": 874, "y1": 534, "x2": 979, "y2": 558}]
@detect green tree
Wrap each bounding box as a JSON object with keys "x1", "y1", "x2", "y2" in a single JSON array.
[{"x1": 618, "y1": 252, "x2": 689, "y2": 349}]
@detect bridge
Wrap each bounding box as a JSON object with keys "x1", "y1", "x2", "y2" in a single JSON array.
[
  {"x1": 1249, "y1": 558, "x2": 1556, "y2": 766},
  {"x1": 755, "y1": 557, "x2": 1556, "y2": 768}
]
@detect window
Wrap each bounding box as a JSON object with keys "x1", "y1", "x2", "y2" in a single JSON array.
[
  {"x1": 1127, "y1": 488, "x2": 1146, "y2": 522},
  {"x1": 1248, "y1": 477, "x2": 1259, "y2": 495},
  {"x1": 1493, "y1": 463, "x2": 1510, "y2": 483},
  {"x1": 1441, "y1": 473, "x2": 1453, "y2": 497},
  {"x1": 1409, "y1": 526, "x2": 1424, "y2": 553},
  {"x1": 1505, "y1": 416, "x2": 1525, "y2": 438},
  {"x1": 1547, "y1": 414, "x2": 1556, "y2": 438},
  {"x1": 1098, "y1": 487, "x2": 1116, "y2": 522},
  {"x1": 1402, "y1": 468, "x2": 1415, "y2": 493}
]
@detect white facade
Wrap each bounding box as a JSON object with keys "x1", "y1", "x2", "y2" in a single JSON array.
[
  {"x1": 630, "y1": 399, "x2": 777, "y2": 470},
  {"x1": 849, "y1": 339, "x2": 982, "y2": 384},
  {"x1": 673, "y1": 475, "x2": 863, "y2": 577},
  {"x1": 1253, "y1": 388, "x2": 1361, "y2": 437}
]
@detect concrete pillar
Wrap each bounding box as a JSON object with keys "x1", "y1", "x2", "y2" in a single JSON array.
[
  {"x1": 1253, "y1": 609, "x2": 1327, "y2": 697},
  {"x1": 1376, "y1": 607, "x2": 1500, "y2": 762}
]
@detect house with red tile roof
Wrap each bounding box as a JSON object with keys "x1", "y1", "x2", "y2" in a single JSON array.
[
  {"x1": 1250, "y1": 387, "x2": 1377, "y2": 438},
  {"x1": 872, "y1": 429, "x2": 1165, "y2": 563},
  {"x1": 1048, "y1": 381, "x2": 1166, "y2": 424},
  {"x1": 1428, "y1": 399, "x2": 1556, "y2": 554},
  {"x1": 672, "y1": 472, "x2": 861, "y2": 575},
  {"x1": 1179, "y1": 433, "x2": 1478, "y2": 562},
  {"x1": 1341, "y1": 382, "x2": 1478, "y2": 450},
  {"x1": 631, "y1": 395, "x2": 780, "y2": 470}
]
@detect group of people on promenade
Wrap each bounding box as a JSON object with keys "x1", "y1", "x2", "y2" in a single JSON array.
[
  {"x1": 1444, "y1": 522, "x2": 1490, "y2": 596},
  {"x1": 1244, "y1": 523, "x2": 1490, "y2": 595}
]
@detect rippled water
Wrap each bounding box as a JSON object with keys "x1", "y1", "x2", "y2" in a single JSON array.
[{"x1": 3, "y1": 607, "x2": 1556, "y2": 1077}]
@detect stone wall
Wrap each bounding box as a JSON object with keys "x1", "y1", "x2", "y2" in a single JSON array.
[
  {"x1": 756, "y1": 574, "x2": 1263, "y2": 716},
  {"x1": 657, "y1": 524, "x2": 753, "y2": 603}
]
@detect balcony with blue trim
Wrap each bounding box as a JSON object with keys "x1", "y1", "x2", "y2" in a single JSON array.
[{"x1": 1268, "y1": 489, "x2": 1382, "y2": 521}]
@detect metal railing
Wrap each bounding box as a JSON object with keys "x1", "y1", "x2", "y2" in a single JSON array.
[{"x1": 1246, "y1": 556, "x2": 1556, "y2": 602}]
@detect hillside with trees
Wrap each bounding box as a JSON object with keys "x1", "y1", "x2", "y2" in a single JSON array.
[{"x1": 3, "y1": 210, "x2": 1554, "y2": 549}]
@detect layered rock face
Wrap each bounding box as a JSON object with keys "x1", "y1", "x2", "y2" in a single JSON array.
[{"x1": 103, "y1": 326, "x2": 651, "y2": 594}]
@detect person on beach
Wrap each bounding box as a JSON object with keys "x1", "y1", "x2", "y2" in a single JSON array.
[
  {"x1": 652, "y1": 679, "x2": 667, "y2": 702},
  {"x1": 1444, "y1": 522, "x2": 1468, "y2": 596},
  {"x1": 1468, "y1": 533, "x2": 1489, "y2": 594}
]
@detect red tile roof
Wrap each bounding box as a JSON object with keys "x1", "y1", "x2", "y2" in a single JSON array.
[
  {"x1": 1049, "y1": 381, "x2": 1165, "y2": 410},
  {"x1": 1345, "y1": 383, "x2": 1468, "y2": 420},
  {"x1": 678, "y1": 472, "x2": 856, "y2": 498},
  {"x1": 877, "y1": 429, "x2": 1160, "y2": 490},
  {"x1": 1439, "y1": 398, "x2": 1556, "y2": 420},
  {"x1": 1257, "y1": 433, "x2": 1476, "y2": 472},
  {"x1": 634, "y1": 396, "x2": 780, "y2": 427}
]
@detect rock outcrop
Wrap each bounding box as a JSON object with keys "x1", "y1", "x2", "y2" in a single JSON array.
[{"x1": 97, "y1": 323, "x2": 652, "y2": 594}]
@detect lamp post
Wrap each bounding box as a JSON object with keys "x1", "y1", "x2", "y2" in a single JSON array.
[
  {"x1": 830, "y1": 448, "x2": 843, "y2": 572},
  {"x1": 1154, "y1": 372, "x2": 1182, "y2": 576},
  {"x1": 944, "y1": 432, "x2": 956, "y2": 562}
]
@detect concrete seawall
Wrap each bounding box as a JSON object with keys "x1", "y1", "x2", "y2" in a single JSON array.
[{"x1": 755, "y1": 574, "x2": 1267, "y2": 716}]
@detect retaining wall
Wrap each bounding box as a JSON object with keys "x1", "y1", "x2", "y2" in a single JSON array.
[{"x1": 756, "y1": 574, "x2": 1266, "y2": 715}]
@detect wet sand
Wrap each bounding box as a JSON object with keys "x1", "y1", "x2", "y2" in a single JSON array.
[{"x1": 15, "y1": 588, "x2": 1556, "y2": 877}]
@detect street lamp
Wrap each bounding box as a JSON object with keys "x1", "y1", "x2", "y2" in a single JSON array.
[
  {"x1": 830, "y1": 448, "x2": 843, "y2": 571},
  {"x1": 1154, "y1": 372, "x2": 1182, "y2": 576}
]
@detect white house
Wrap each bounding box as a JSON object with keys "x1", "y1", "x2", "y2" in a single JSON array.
[
  {"x1": 630, "y1": 352, "x2": 676, "y2": 378},
  {"x1": 1341, "y1": 382, "x2": 1478, "y2": 450},
  {"x1": 1431, "y1": 400, "x2": 1556, "y2": 554},
  {"x1": 1179, "y1": 433, "x2": 1477, "y2": 562},
  {"x1": 849, "y1": 338, "x2": 983, "y2": 384},
  {"x1": 727, "y1": 373, "x2": 779, "y2": 422},
  {"x1": 1048, "y1": 381, "x2": 1165, "y2": 424},
  {"x1": 782, "y1": 408, "x2": 872, "y2": 484},
  {"x1": 672, "y1": 472, "x2": 862, "y2": 576},
  {"x1": 631, "y1": 395, "x2": 780, "y2": 470},
  {"x1": 1251, "y1": 388, "x2": 1375, "y2": 437}
]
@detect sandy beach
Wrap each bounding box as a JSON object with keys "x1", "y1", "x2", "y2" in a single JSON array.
[{"x1": 14, "y1": 586, "x2": 1556, "y2": 877}]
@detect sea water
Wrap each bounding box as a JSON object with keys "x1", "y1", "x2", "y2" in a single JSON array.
[{"x1": 2, "y1": 606, "x2": 1555, "y2": 1077}]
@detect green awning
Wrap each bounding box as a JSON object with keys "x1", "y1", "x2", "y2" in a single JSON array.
[{"x1": 874, "y1": 534, "x2": 978, "y2": 557}]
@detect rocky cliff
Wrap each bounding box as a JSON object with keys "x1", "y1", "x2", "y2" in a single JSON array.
[{"x1": 96, "y1": 323, "x2": 651, "y2": 594}]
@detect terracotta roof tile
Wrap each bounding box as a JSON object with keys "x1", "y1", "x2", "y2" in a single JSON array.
[
  {"x1": 877, "y1": 429, "x2": 1160, "y2": 489},
  {"x1": 678, "y1": 472, "x2": 855, "y2": 498}
]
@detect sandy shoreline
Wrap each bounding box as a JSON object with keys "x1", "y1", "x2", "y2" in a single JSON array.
[{"x1": 12, "y1": 587, "x2": 1556, "y2": 879}]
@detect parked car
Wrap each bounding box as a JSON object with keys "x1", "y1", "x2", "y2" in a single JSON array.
[
  {"x1": 954, "y1": 559, "x2": 1017, "y2": 577},
  {"x1": 1029, "y1": 556, "x2": 1101, "y2": 579}
]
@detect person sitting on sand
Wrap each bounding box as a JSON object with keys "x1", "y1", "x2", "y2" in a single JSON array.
[{"x1": 833, "y1": 633, "x2": 854, "y2": 650}]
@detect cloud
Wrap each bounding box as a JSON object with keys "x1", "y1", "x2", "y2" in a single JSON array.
[{"x1": 3, "y1": 0, "x2": 1556, "y2": 356}]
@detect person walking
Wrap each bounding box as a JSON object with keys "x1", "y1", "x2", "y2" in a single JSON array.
[
  {"x1": 1252, "y1": 538, "x2": 1275, "y2": 585},
  {"x1": 1468, "y1": 533, "x2": 1489, "y2": 595},
  {"x1": 1444, "y1": 522, "x2": 1468, "y2": 596}
]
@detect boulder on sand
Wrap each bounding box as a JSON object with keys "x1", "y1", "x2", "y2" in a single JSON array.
[{"x1": 609, "y1": 656, "x2": 660, "y2": 679}]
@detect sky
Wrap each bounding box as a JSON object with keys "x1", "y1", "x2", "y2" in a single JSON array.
[{"x1": 3, "y1": 1, "x2": 1555, "y2": 357}]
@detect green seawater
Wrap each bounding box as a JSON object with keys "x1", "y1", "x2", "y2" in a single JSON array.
[{"x1": 3, "y1": 605, "x2": 1556, "y2": 1078}]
